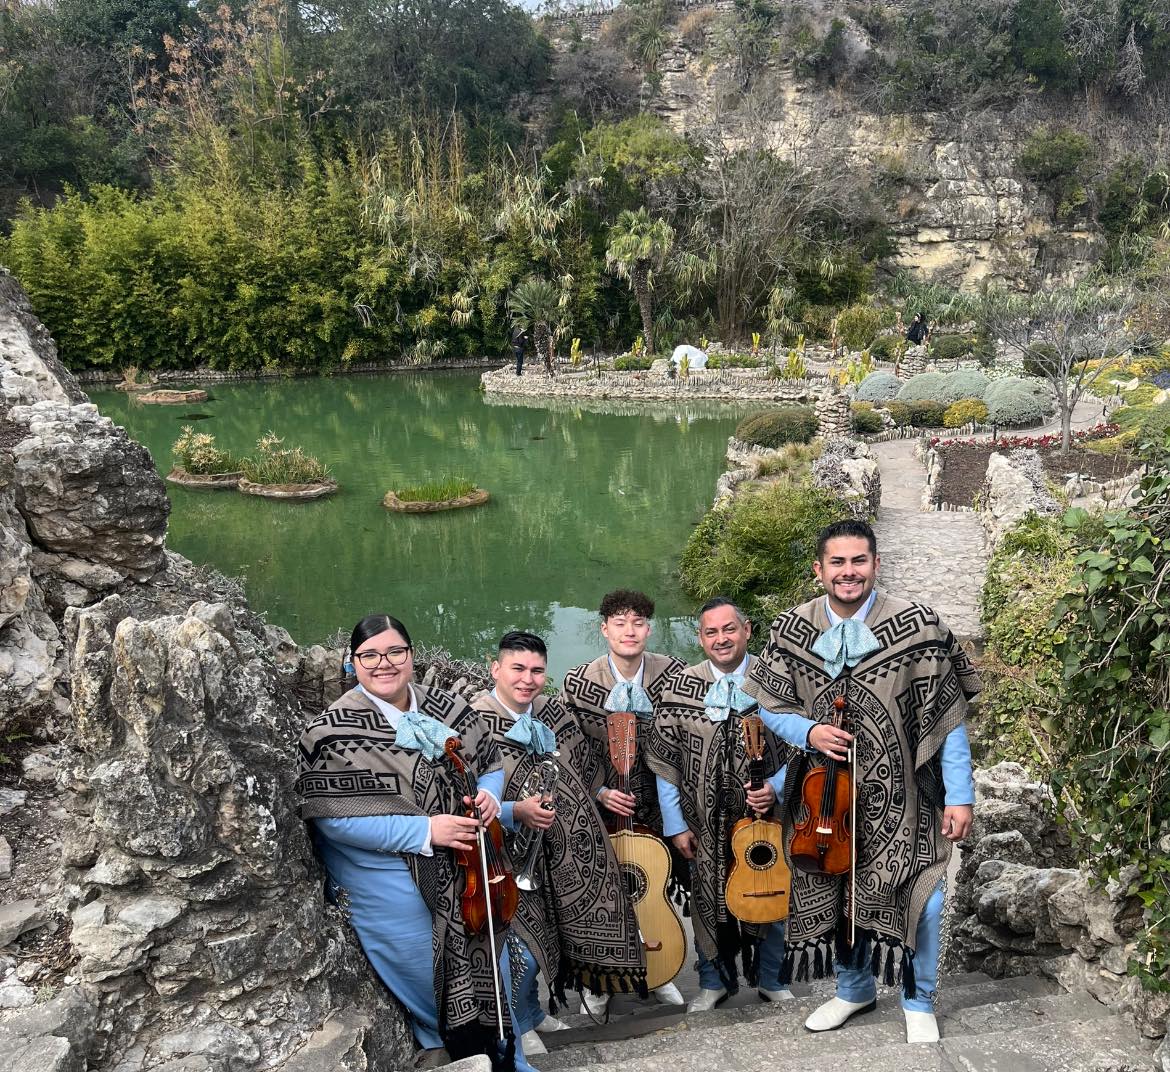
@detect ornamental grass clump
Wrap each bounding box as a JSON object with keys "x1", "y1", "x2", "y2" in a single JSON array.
[
  {"x1": 241, "y1": 432, "x2": 331, "y2": 485},
  {"x1": 393, "y1": 478, "x2": 478, "y2": 503},
  {"x1": 856, "y1": 371, "x2": 902, "y2": 402},
  {"x1": 735, "y1": 407, "x2": 818, "y2": 447},
  {"x1": 172, "y1": 427, "x2": 240, "y2": 475}
]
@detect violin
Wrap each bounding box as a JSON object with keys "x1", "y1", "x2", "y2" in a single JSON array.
[
  {"x1": 443, "y1": 737, "x2": 519, "y2": 936},
  {"x1": 790, "y1": 684, "x2": 855, "y2": 877}
]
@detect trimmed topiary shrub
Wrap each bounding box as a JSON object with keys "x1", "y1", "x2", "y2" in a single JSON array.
[
  {"x1": 856, "y1": 370, "x2": 902, "y2": 402},
  {"x1": 707, "y1": 352, "x2": 762, "y2": 369},
  {"x1": 929, "y1": 335, "x2": 974, "y2": 361},
  {"x1": 939, "y1": 369, "x2": 991, "y2": 405},
  {"x1": 851, "y1": 403, "x2": 884, "y2": 434},
  {"x1": 907, "y1": 400, "x2": 948, "y2": 427},
  {"x1": 943, "y1": 398, "x2": 989, "y2": 428},
  {"x1": 986, "y1": 389, "x2": 1046, "y2": 427},
  {"x1": 836, "y1": 304, "x2": 883, "y2": 350},
  {"x1": 896, "y1": 372, "x2": 948, "y2": 403},
  {"x1": 614, "y1": 354, "x2": 654, "y2": 371},
  {"x1": 735, "y1": 406, "x2": 818, "y2": 447},
  {"x1": 986, "y1": 376, "x2": 1054, "y2": 414},
  {"x1": 884, "y1": 401, "x2": 911, "y2": 426}
]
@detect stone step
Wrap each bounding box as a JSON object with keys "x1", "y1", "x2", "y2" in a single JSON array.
[
  {"x1": 535, "y1": 975, "x2": 1064, "y2": 1070},
  {"x1": 537, "y1": 1012, "x2": 1149, "y2": 1072}
]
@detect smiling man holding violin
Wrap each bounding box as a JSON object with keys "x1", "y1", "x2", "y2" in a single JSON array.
[{"x1": 742, "y1": 519, "x2": 980, "y2": 1044}]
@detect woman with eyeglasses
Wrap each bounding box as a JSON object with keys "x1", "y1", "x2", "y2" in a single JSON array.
[{"x1": 296, "y1": 613, "x2": 509, "y2": 1070}]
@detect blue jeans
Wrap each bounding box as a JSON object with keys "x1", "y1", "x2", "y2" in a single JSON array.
[
  {"x1": 697, "y1": 921, "x2": 787, "y2": 991},
  {"x1": 835, "y1": 882, "x2": 944, "y2": 1013},
  {"x1": 500, "y1": 935, "x2": 546, "y2": 1036}
]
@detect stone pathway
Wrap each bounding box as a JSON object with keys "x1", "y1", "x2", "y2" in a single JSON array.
[{"x1": 870, "y1": 439, "x2": 987, "y2": 641}]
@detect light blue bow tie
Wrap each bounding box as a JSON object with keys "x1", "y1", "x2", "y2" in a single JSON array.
[
  {"x1": 604, "y1": 680, "x2": 654, "y2": 718},
  {"x1": 504, "y1": 711, "x2": 558, "y2": 755},
  {"x1": 395, "y1": 710, "x2": 459, "y2": 761},
  {"x1": 702, "y1": 673, "x2": 754, "y2": 722},
  {"x1": 812, "y1": 618, "x2": 881, "y2": 679}
]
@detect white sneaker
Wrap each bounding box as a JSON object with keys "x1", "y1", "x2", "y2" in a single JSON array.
[
  {"x1": 653, "y1": 982, "x2": 685, "y2": 1006},
  {"x1": 521, "y1": 1030, "x2": 548, "y2": 1056},
  {"x1": 535, "y1": 1014, "x2": 570, "y2": 1033},
  {"x1": 581, "y1": 988, "x2": 609, "y2": 1017},
  {"x1": 687, "y1": 986, "x2": 728, "y2": 1013},
  {"x1": 904, "y1": 1010, "x2": 940, "y2": 1043},
  {"x1": 758, "y1": 987, "x2": 795, "y2": 1002},
  {"x1": 804, "y1": 996, "x2": 878, "y2": 1032}
]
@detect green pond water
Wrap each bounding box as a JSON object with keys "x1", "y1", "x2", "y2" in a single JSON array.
[{"x1": 92, "y1": 372, "x2": 748, "y2": 682}]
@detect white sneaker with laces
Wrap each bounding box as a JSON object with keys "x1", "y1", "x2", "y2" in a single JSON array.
[
  {"x1": 653, "y1": 982, "x2": 685, "y2": 1006},
  {"x1": 521, "y1": 1029, "x2": 548, "y2": 1056},
  {"x1": 580, "y1": 988, "x2": 609, "y2": 1017},
  {"x1": 687, "y1": 986, "x2": 728, "y2": 1013},
  {"x1": 804, "y1": 995, "x2": 878, "y2": 1032},
  {"x1": 904, "y1": 1010, "x2": 940, "y2": 1043},
  {"x1": 535, "y1": 1014, "x2": 570, "y2": 1033}
]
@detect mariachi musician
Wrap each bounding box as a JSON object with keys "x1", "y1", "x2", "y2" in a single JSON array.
[
  {"x1": 742, "y1": 520, "x2": 979, "y2": 1044},
  {"x1": 647, "y1": 597, "x2": 792, "y2": 1014}
]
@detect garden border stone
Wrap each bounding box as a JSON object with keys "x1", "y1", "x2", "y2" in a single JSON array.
[{"x1": 238, "y1": 478, "x2": 337, "y2": 501}]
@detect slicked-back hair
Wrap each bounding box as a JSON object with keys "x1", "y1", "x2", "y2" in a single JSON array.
[
  {"x1": 697, "y1": 596, "x2": 748, "y2": 625},
  {"x1": 497, "y1": 630, "x2": 548, "y2": 658},
  {"x1": 816, "y1": 519, "x2": 878, "y2": 559},
  {"x1": 346, "y1": 614, "x2": 412, "y2": 674},
  {"x1": 599, "y1": 588, "x2": 655, "y2": 620}
]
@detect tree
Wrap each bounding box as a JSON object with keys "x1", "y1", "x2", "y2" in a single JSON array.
[
  {"x1": 605, "y1": 207, "x2": 673, "y2": 353},
  {"x1": 507, "y1": 278, "x2": 563, "y2": 375},
  {"x1": 980, "y1": 280, "x2": 1137, "y2": 453}
]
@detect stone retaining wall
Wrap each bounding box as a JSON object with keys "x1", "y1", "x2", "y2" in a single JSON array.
[{"x1": 74, "y1": 359, "x2": 504, "y2": 386}]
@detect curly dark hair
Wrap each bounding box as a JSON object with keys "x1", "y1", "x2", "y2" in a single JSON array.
[{"x1": 599, "y1": 588, "x2": 655, "y2": 620}]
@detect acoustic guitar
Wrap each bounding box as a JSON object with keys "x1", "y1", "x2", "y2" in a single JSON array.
[
  {"x1": 724, "y1": 713, "x2": 790, "y2": 924},
  {"x1": 604, "y1": 711, "x2": 686, "y2": 991}
]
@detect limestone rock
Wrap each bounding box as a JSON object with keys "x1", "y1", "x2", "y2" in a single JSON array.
[
  {"x1": 0, "y1": 836, "x2": 11, "y2": 878},
  {"x1": 0, "y1": 788, "x2": 27, "y2": 816},
  {"x1": 0, "y1": 975, "x2": 37, "y2": 1008},
  {"x1": 0, "y1": 900, "x2": 48, "y2": 949},
  {"x1": 0, "y1": 1034, "x2": 82, "y2": 1072},
  {"x1": 812, "y1": 438, "x2": 881, "y2": 518}
]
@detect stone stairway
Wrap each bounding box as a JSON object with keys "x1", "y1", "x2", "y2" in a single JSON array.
[{"x1": 531, "y1": 973, "x2": 1155, "y2": 1072}]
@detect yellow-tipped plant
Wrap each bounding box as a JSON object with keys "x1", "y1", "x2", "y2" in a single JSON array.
[{"x1": 570, "y1": 337, "x2": 582, "y2": 366}]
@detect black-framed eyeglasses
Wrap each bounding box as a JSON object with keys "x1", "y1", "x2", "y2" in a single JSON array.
[{"x1": 354, "y1": 646, "x2": 412, "y2": 669}]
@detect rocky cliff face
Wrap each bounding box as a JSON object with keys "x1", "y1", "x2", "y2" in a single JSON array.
[{"x1": 0, "y1": 269, "x2": 415, "y2": 1072}]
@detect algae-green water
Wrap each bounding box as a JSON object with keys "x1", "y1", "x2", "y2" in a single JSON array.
[{"x1": 92, "y1": 372, "x2": 746, "y2": 681}]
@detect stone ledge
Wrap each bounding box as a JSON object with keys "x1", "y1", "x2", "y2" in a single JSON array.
[
  {"x1": 137, "y1": 390, "x2": 208, "y2": 405},
  {"x1": 165, "y1": 468, "x2": 243, "y2": 490},
  {"x1": 237, "y1": 478, "x2": 337, "y2": 501},
  {"x1": 382, "y1": 488, "x2": 490, "y2": 513}
]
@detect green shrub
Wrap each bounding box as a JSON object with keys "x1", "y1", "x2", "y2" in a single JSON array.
[
  {"x1": 939, "y1": 369, "x2": 990, "y2": 405},
  {"x1": 943, "y1": 399, "x2": 989, "y2": 428},
  {"x1": 835, "y1": 303, "x2": 882, "y2": 349},
  {"x1": 856, "y1": 370, "x2": 902, "y2": 402},
  {"x1": 929, "y1": 335, "x2": 973, "y2": 361},
  {"x1": 707, "y1": 352, "x2": 762, "y2": 369},
  {"x1": 735, "y1": 406, "x2": 818, "y2": 447},
  {"x1": 985, "y1": 376, "x2": 1054, "y2": 414},
  {"x1": 896, "y1": 372, "x2": 948, "y2": 403},
  {"x1": 679, "y1": 482, "x2": 845, "y2": 628},
  {"x1": 850, "y1": 403, "x2": 884, "y2": 434},
  {"x1": 1018, "y1": 126, "x2": 1094, "y2": 219},
  {"x1": 869, "y1": 334, "x2": 905, "y2": 362},
  {"x1": 1022, "y1": 342, "x2": 1057, "y2": 379},
  {"x1": 171, "y1": 427, "x2": 240, "y2": 475},
  {"x1": 393, "y1": 478, "x2": 477, "y2": 502},
  {"x1": 907, "y1": 400, "x2": 947, "y2": 427},
  {"x1": 884, "y1": 400, "x2": 912, "y2": 426},
  {"x1": 1112, "y1": 400, "x2": 1170, "y2": 444},
  {"x1": 986, "y1": 388, "x2": 1046, "y2": 427},
  {"x1": 240, "y1": 432, "x2": 331, "y2": 485},
  {"x1": 613, "y1": 354, "x2": 654, "y2": 371}
]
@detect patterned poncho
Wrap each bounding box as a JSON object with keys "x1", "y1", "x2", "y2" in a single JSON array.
[
  {"x1": 296, "y1": 685, "x2": 510, "y2": 1057},
  {"x1": 646, "y1": 660, "x2": 789, "y2": 993},
  {"x1": 470, "y1": 692, "x2": 647, "y2": 1000},
  {"x1": 743, "y1": 593, "x2": 980, "y2": 994}
]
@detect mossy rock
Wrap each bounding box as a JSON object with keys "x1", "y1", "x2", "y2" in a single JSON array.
[
  {"x1": 238, "y1": 477, "x2": 338, "y2": 500},
  {"x1": 166, "y1": 467, "x2": 243, "y2": 489},
  {"x1": 138, "y1": 389, "x2": 209, "y2": 404},
  {"x1": 383, "y1": 487, "x2": 490, "y2": 513}
]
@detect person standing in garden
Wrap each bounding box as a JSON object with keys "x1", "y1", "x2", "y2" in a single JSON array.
[
  {"x1": 906, "y1": 313, "x2": 930, "y2": 346},
  {"x1": 512, "y1": 325, "x2": 529, "y2": 376}
]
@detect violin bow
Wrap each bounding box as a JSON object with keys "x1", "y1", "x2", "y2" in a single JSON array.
[{"x1": 845, "y1": 673, "x2": 858, "y2": 948}]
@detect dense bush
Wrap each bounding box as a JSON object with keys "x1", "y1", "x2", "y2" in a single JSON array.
[
  {"x1": 851, "y1": 402, "x2": 884, "y2": 434},
  {"x1": 986, "y1": 388, "x2": 1046, "y2": 427},
  {"x1": 835, "y1": 303, "x2": 882, "y2": 349},
  {"x1": 884, "y1": 400, "x2": 911, "y2": 426},
  {"x1": 906, "y1": 400, "x2": 948, "y2": 427},
  {"x1": 856, "y1": 370, "x2": 902, "y2": 402},
  {"x1": 939, "y1": 369, "x2": 991, "y2": 405},
  {"x1": 896, "y1": 371, "x2": 947, "y2": 403},
  {"x1": 929, "y1": 335, "x2": 973, "y2": 361},
  {"x1": 679, "y1": 482, "x2": 845, "y2": 631},
  {"x1": 735, "y1": 407, "x2": 818, "y2": 448},
  {"x1": 613, "y1": 354, "x2": 654, "y2": 371},
  {"x1": 943, "y1": 399, "x2": 989, "y2": 428},
  {"x1": 868, "y1": 334, "x2": 905, "y2": 362},
  {"x1": 706, "y1": 352, "x2": 762, "y2": 368},
  {"x1": 1018, "y1": 126, "x2": 1094, "y2": 219},
  {"x1": 985, "y1": 376, "x2": 1054, "y2": 414}
]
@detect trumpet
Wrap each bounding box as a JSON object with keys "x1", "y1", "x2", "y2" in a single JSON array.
[{"x1": 510, "y1": 757, "x2": 560, "y2": 892}]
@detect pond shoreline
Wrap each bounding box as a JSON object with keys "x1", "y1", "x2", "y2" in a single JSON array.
[{"x1": 74, "y1": 357, "x2": 508, "y2": 386}]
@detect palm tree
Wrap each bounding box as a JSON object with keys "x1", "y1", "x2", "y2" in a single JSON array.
[
  {"x1": 606, "y1": 208, "x2": 674, "y2": 354},
  {"x1": 507, "y1": 278, "x2": 561, "y2": 375}
]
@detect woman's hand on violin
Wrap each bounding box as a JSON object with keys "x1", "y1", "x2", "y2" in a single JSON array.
[
  {"x1": 744, "y1": 780, "x2": 776, "y2": 815},
  {"x1": 464, "y1": 790, "x2": 500, "y2": 826},
  {"x1": 430, "y1": 814, "x2": 480, "y2": 850},
  {"x1": 808, "y1": 723, "x2": 853, "y2": 762},
  {"x1": 514, "y1": 794, "x2": 557, "y2": 831},
  {"x1": 942, "y1": 804, "x2": 973, "y2": 842},
  {"x1": 671, "y1": 830, "x2": 698, "y2": 859},
  {"x1": 599, "y1": 787, "x2": 637, "y2": 817}
]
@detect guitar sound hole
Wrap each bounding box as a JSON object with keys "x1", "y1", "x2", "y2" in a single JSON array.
[
  {"x1": 620, "y1": 863, "x2": 648, "y2": 902},
  {"x1": 747, "y1": 841, "x2": 778, "y2": 871}
]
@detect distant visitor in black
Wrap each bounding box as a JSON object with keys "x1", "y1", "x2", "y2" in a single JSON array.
[
  {"x1": 906, "y1": 313, "x2": 929, "y2": 346},
  {"x1": 512, "y1": 327, "x2": 529, "y2": 376}
]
